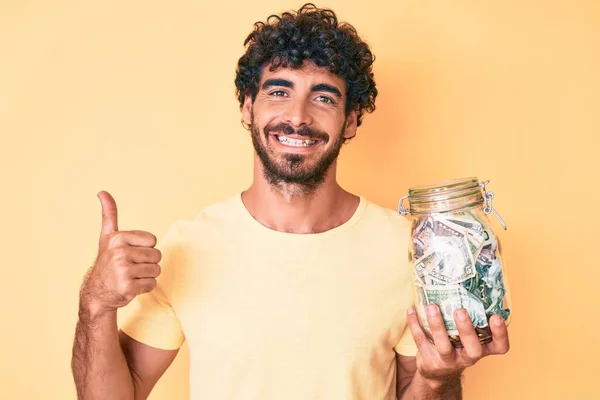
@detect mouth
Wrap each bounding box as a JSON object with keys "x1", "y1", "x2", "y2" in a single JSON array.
[{"x1": 274, "y1": 135, "x2": 319, "y2": 148}]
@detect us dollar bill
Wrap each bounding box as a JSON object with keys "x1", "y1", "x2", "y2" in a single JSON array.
[
  {"x1": 410, "y1": 210, "x2": 511, "y2": 329},
  {"x1": 414, "y1": 252, "x2": 439, "y2": 284},
  {"x1": 428, "y1": 220, "x2": 475, "y2": 283},
  {"x1": 442, "y1": 219, "x2": 484, "y2": 262},
  {"x1": 414, "y1": 283, "x2": 431, "y2": 332},
  {"x1": 413, "y1": 217, "x2": 434, "y2": 259},
  {"x1": 424, "y1": 285, "x2": 488, "y2": 335}
]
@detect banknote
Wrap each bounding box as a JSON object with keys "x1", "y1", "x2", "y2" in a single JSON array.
[
  {"x1": 446, "y1": 217, "x2": 486, "y2": 243},
  {"x1": 441, "y1": 218, "x2": 484, "y2": 259},
  {"x1": 477, "y1": 244, "x2": 494, "y2": 266},
  {"x1": 414, "y1": 252, "x2": 439, "y2": 284},
  {"x1": 450, "y1": 210, "x2": 487, "y2": 227},
  {"x1": 413, "y1": 217, "x2": 435, "y2": 259},
  {"x1": 410, "y1": 209, "x2": 510, "y2": 334},
  {"x1": 414, "y1": 284, "x2": 430, "y2": 332},
  {"x1": 481, "y1": 226, "x2": 498, "y2": 254},
  {"x1": 424, "y1": 285, "x2": 488, "y2": 335},
  {"x1": 428, "y1": 220, "x2": 475, "y2": 283}
]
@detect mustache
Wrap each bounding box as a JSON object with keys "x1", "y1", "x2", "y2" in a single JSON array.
[{"x1": 264, "y1": 122, "x2": 329, "y2": 142}]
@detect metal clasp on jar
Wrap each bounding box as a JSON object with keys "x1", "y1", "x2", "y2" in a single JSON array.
[
  {"x1": 480, "y1": 180, "x2": 507, "y2": 230},
  {"x1": 397, "y1": 194, "x2": 410, "y2": 216}
]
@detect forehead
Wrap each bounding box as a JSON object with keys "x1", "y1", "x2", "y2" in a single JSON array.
[{"x1": 259, "y1": 61, "x2": 346, "y2": 93}]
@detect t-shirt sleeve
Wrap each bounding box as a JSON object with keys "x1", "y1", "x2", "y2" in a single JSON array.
[
  {"x1": 119, "y1": 222, "x2": 186, "y2": 350},
  {"x1": 393, "y1": 323, "x2": 418, "y2": 356},
  {"x1": 392, "y1": 215, "x2": 419, "y2": 357}
]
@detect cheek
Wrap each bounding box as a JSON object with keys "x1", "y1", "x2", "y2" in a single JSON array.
[
  {"x1": 311, "y1": 104, "x2": 346, "y2": 124},
  {"x1": 253, "y1": 100, "x2": 282, "y2": 119}
]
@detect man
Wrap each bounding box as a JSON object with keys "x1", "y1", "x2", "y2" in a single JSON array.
[{"x1": 71, "y1": 4, "x2": 509, "y2": 399}]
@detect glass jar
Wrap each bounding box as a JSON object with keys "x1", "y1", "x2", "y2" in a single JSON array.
[{"x1": 398, "y1": 177, "x2": 511, "y2": 347}]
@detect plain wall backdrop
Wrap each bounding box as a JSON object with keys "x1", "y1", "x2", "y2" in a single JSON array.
[{"x1": 1, "y1": 0, "x2": 599, "y2": 398}]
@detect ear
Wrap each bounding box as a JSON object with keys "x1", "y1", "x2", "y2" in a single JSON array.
[
  {"x1": 343, "y1": 109, "x2": 358, "y2": 140},
  {"x1": 241, "y1": 95, "x2": 253, "y2": 128}
]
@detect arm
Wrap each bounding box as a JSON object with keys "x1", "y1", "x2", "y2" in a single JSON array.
[
  {"x1": 71, "y1": 307, "x2": 133, "y2": 399},
  {"x1": 396, "y1": 354, "x2": 462, "y2": 400},
  {"x1": 70, "y1": 306, "x2": 178, "y2": 400},
  {"x1": 71, "y1": 191, "x2": 178, "y2": 399},
  {"x1": 119, "y1": 331, "x2": 179, "y2": 400}
]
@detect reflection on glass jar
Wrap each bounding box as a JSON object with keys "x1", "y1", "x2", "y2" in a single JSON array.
[{"x1": 398, "y1": 177, "x2": 511, "y2": 348}]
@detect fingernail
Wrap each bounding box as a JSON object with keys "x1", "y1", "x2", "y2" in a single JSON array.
[
  {"x1": 407, "y1": 307, "x2": 415, "y2": 315},
  {"x1": 457, "y1": 310, "x2": 467, "y2": 321},
  {"x1": 494, "y1": 316, "x2": 504, "y2": 326},
  {"x1": 427, "y1": 304, "x2": 437, "y2": 317}
]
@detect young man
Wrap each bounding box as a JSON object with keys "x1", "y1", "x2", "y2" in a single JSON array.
[{"x1": 71, "y1": 4, "x2": 509, "y2": 399}]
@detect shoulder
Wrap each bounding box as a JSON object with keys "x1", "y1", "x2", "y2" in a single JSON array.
[
  {"x1": 159, "y1": 193, "x2": 244, "y2": 245},
  {"x1": 359, "y1": 196, "x2": 413, "y2": 237}
]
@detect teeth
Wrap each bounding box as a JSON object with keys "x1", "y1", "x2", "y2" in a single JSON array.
[{"x1": 276, "y1": 136, "x2": 316, "y2": 147}]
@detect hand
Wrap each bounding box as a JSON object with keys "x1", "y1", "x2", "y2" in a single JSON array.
[
  {"x1": 406, "y1": 304, "x2": 510, "y2": 388},
  {"x1": 79, "y1": 191, "x2": 162, "y2": 318}
]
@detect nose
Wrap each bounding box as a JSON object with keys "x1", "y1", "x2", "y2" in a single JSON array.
[{"x1": 284, "y1": 99, "x2": 313, "y2": 128}]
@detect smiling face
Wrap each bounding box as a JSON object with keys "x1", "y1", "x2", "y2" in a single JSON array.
[{"x1": 242, "y1": 61, "x2": 358, "y2": 193}]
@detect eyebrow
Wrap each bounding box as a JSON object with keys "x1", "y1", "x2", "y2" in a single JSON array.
[
  {"x1": 311, "y1": 83, "x2": 342, "y2": 98},
  {"x1": 262, "y1": 78, "x2": 294, "y2": 89},
  {"x1": 261, "y1": 79, "x2": 343, "y2": 98}
]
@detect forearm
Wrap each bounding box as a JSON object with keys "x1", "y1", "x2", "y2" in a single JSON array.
[
  {"x1": 71, "y1": 307, "x2": 134, "y2": 400},
  {"x1": 399, "y1": 371, "x2": 462, "y2": 400}
]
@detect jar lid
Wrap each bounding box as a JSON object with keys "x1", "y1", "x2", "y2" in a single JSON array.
[
  {"x1": 404, "y1": 177, "x2": 484, "y2": 215},
  {"x1": 398, "y1": 177, "x2": 507, "y2": 229},
  {"x1": 408, "y1": 177, "x2": 480, "y2": 197}
]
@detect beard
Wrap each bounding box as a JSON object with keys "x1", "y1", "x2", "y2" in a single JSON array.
[{"x1": 250, "y1": 111, "x2": 346, "y2": 194}]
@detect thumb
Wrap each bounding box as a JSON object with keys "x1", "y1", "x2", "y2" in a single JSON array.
[{"x1": 98, "y1": 191, "x2": 119, "y2": 235}]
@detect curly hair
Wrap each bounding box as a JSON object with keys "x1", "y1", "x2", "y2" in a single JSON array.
[{"x1": 234, "y1": 3, "x2": 377, "y2": 128}]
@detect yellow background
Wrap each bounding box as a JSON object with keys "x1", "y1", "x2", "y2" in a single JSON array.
[{"x1": 2, "y1": 0, "x2": 598, "y2": 398}]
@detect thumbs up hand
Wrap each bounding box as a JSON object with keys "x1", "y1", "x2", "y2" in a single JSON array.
[{"x1": 80, "y1": 191, "x2": 162, "y2": 318}]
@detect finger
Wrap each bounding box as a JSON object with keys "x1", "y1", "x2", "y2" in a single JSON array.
[
  {"x1": 483, "y1": 314, "x2": 510, "y2": 356},
  {"x1": 454, "y1": 308, "x2": 483, "y2": 361},
  {"x1": 406, "y1": 307, "x2": 434, "y2": 357},
  {"x1": 98, "y1": 191, "x2": 118, "y2": 235},
  {"x1": 426, "y1": 304, "x2": 455, "y2": 358},
  {"x1": 108, "y1": 230, "x2": 158, "y2": 248},
  {"x1": 127, "y1": 247, "x2": 162, "y2": 264},
  {"x1": 133, "y1": 278, "x2": 157, "y2": 295},
  {"x1": 131, "y1": 263, "x2": 161, "y2": 279}
]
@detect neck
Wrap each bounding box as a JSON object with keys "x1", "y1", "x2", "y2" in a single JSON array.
[{"x1": 241, "y1": 161, "x2": 360, "y2": 234}]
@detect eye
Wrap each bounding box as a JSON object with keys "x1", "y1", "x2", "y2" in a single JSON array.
[
  {"x1": 269, "y1": 90, "x2": 288, "y2": 97},
  {"x1": 316, "y1": 95, "x2": 335, "y2": 104}
]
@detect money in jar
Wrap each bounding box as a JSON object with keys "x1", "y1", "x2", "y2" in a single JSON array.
[{"x1": 398, "y1": 177, "x2": 512, "y2": 347}]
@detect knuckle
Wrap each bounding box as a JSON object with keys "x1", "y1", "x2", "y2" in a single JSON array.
[
  {"x1": 107, "y1": 232, "x2": 122, "y2": 248},
  {"x1": 141, "y1": 279, "x2": 157, "y2": 293},
  {"x1": 114, "y1": 261, "x2": 130, "y2": 277},
  {"x1": 469, "y1": 349, "x2": 484, "y2": 360},
  {"x1": 111, "y1": 247, "x2": 129, "y2": 261},
  {"x1": 413, "y1": 332, "x2": 429, "y2": 347},
  {"x1": 135, "y1": 230, "x2": 157, "y2": 247},
  {"x1": 118, "y1": 279, "x2": 133, "y2": 295},
  {"x1": 438, "y1": 347, "x2": 453, "y2": 357}
]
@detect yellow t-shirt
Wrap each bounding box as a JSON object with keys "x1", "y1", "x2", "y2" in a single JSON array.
[{"x1": 120, "y1": 193, "x2": 418, "y2": 400}]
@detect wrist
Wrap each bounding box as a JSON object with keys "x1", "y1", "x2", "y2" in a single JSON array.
[
  {"x1": 417, "y1": 369, "x2": 464, "y2": 393},
  {"x1": 78, "y1": 297, "x2": 117, "y2": 322}
]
